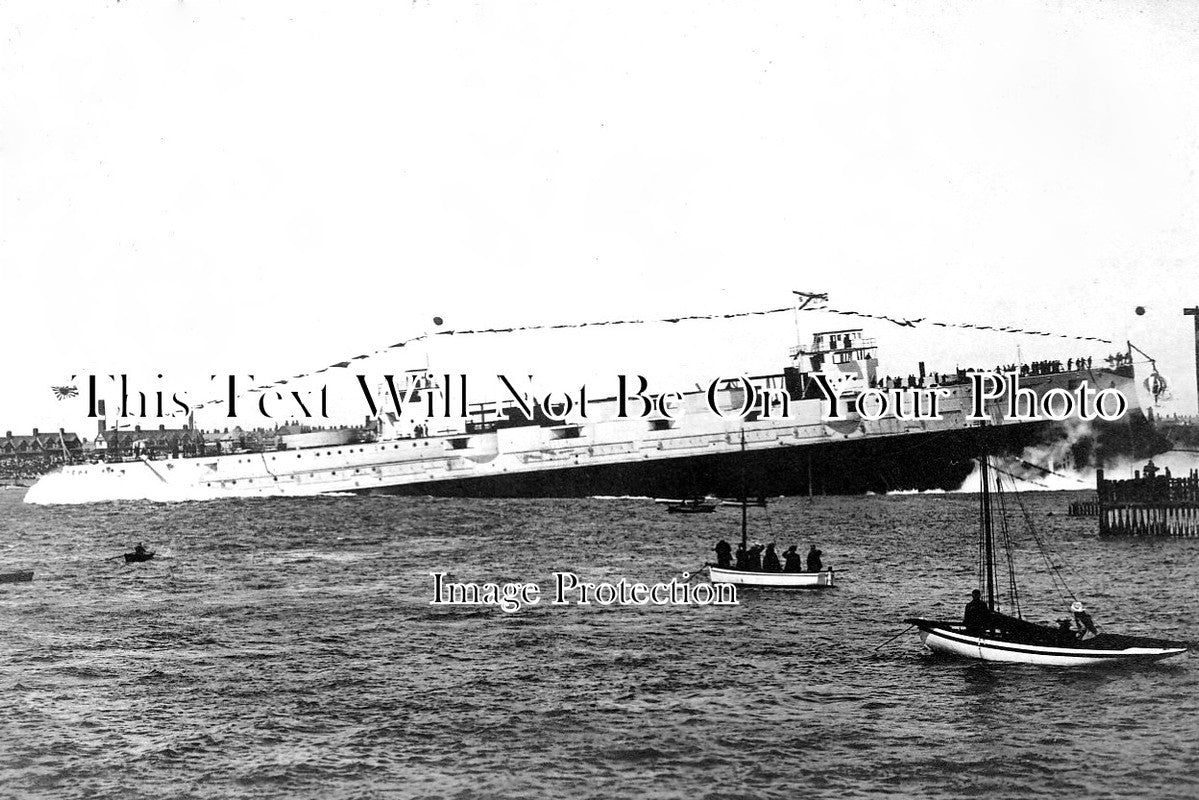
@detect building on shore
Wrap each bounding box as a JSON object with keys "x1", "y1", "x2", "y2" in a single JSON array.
[{"x1": 0, "y1": 428, "x2": 84, "y2": 484}]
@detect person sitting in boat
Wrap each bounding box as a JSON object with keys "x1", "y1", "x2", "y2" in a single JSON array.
[
  {"x1": 806, "y1": 545, "x2": 823, "y2": 573},
  {"x1": 134, "y1": 543, "x2": 147, "y2": 558},
  {"x1": 746, "y1": 544, "x2": 763, "y2": 571},
  {"x1": 762, "y1": 543, "x2": 781, "y2": 572},
  {"x1": 1072, "y1": 601, "x2": 1099, "y2": 639},
  {"x1": 964, "y1": 589, "x2": 991, "y2": 634},
  {"x1": 714, "y1": 539, "x2": 732, "y2": 569},
  {"x1": 1056, "y1": 618, "x2": 1078, "y2": 645},
  {"x1": 782, "y1": 545, "x2": 804, "y2": 572},
  {"x1": 735, "y1": 543, "x2": 748, "y2": 570}
]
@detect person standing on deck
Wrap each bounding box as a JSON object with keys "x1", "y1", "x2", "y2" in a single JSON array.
[
  {"x1": 714, "y1": 540, "x2": 732, "y2": 569},
  {"x1": 964, "y1": 589, "x2": 990, "y2": 634},
  {"x1": 762, "y1": 543, "x2": 781, "y2": 572},
  {"x1": 734, "y1": 543, "x2": 747, "y2": 570},
  {"x1": 782, "y1": 546, "x2": 803, "y2": 572}
]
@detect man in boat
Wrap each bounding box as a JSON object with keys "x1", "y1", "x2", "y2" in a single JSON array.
[
  {"x1": 782, "y1": 545, "x2": 803, "y2": 572},
  {"x1": 806, "y1": 545, "x2": 823, "y2": 572},
  {"x1": 1072, "y1": 601, "x2": 1099, "y2": 639},
  {"x1": 714, "y1": 539, "x2": 732, "y2": 569},
  {"x1": 1055, "y1": 618, "x2": 1078, "y2": 645},
  {"x1": 762, "y1": 543, "x2": 781, "y2": 572},
  {"x1": 964, "y1": 589, "x2": 990, "y2": 634},
  {"x1": 746, "y1": 544, "x2": 763, "y2": 571},
  {"x1": 134, "y1": 543, "x2": 148, "y2": 558},
  {"x1": 735, "y1": 542, "x2": 748, "y2": 570}
]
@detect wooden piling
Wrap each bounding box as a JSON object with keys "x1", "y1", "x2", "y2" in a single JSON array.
[
  {"x1": 1067, "y1": 498, "x2": 1100, "y2": 517},
  {"x1": 1097, "y1": 465, "x2": 1199, "y2": 537}
]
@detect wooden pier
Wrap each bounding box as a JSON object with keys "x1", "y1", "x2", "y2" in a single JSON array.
[
  {"x1": 1067, "y1": 498, "x2": 1100, "y2": 517},
  {"x1": 1097, "y1": 462, "x2": 1199, "y2": 537}
]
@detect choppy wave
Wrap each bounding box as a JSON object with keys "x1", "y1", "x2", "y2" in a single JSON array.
[{"x1": 1, "y1": 491, "x2": 1195, "y2": 799}]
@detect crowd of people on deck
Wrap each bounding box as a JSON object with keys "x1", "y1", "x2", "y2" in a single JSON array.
[
  {"x1": 713, "y1": 540, "x2": 825, "y2": 573},
  {"x1": 868, "y1": 355, "x2": 1102, "y2": 392},
  {"x1": 1108, "y1": 352, "x2": 1133, "y2": 368}
]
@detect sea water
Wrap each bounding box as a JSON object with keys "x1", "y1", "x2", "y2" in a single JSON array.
[{"x1": 0, "y1": 489, "x2": 1196, "y2": 799}]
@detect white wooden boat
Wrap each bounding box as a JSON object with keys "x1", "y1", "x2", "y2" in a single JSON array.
[
  {"x1": 906, "y1": 616, "x2": 1186, "y2": 665},
  {"x1": 703, "y1": 430, "x2": 836, "y2": 589},
  {"x1": 708, "y1": 565, "x2": 834, "y2": 588},
  {"x1": 907, "y1": 456, "x2": 1187, "y2": 667}
]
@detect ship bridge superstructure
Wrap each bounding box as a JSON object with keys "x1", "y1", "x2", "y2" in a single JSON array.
[{"x1": 787, "y1": 328, "x2": 878, "y2": 402}]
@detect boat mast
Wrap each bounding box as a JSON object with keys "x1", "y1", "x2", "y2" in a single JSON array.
[
  {"x1": 980, "y1": 456, "x2": 996, "y2": 612},
  {"x1": 740, "y1": 428, "x2": 748, "y2": 552}
]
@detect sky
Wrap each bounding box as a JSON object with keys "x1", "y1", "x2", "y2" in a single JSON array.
[{"x1": 2, "y1": 1, "x2": 1198, "y2": 437}]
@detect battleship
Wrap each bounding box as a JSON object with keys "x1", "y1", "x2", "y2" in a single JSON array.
[{"x1": 24, "y1": 328, "x2": 1150, "y2": 504}]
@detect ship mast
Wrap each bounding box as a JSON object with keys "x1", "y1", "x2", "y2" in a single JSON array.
[
  {"x1": 980, "y1": 456, "x2": 996, "y2": 616},
  {"x1": 1183, "y1": 307, "x2": 1198, "y2": 414},
  {"x1": 739, "y1": 428, "x2": 748, "y2": 553}
]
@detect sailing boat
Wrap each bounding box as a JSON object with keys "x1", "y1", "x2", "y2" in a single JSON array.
[
  {"x1": 705, "y1": 430, "x2": 834, "y2": 588},
  {"x1": 906, "y1": 457, "x2": 1187, "y2": 665}
]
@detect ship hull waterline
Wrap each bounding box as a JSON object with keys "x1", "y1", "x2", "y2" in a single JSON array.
[{"x1": 358, "y1": 418, "x2": 1066, "y2": 498}]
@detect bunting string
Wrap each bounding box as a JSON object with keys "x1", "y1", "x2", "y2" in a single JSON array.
[
  {"x1": 188, "y1": 295, "x2": 1115, "y2": 410},
  {"x1": 817, "y1": 307, "x2": 1112, "y2": 344}
]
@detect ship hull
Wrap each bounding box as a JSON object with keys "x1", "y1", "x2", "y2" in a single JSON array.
[
  {"x1": 25, "y1": 367, "x2": 1156, "y2": 504},
  {"x1": 357, "y1": 418, "x2": 1056, "y2": 498}
]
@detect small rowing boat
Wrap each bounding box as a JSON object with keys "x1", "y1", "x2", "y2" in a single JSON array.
[
  {"x1": 124, "y1": 551, "x2": 155, "y2": 563},
  {"x1": 656, "y1": 497, "x2": 719, "y2": 514},
  {"x1": 704, "y1": 429, "x2": 836, "y2": 589},
  {"x1": 708, "y1": 565, "x2": 834, "y2": 588},
  {"x1": 0, "y1": 570, "x2": 33, "y2": 583}
]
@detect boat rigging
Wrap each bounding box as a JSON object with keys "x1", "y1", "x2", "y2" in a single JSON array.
[{"x1": 905, "y1": 453, "x2": 1188, "y2": 665}]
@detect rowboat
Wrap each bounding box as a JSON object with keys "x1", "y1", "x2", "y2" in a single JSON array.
[
  {"x1": 657, "y1": 497, "x2": 719, "y2": 514},
  {"x1": 708, "y1": 565, "x2": 834, "y2": 588},
  {"x1": 0, "y1": 570, "x2": 33, "y2": 583},
  {"x1": 703, "y1": 429, "x2": 835, "y2": 589},
  {"x1": 124, "y1": 552, "x2": 155, "y2": 563}
]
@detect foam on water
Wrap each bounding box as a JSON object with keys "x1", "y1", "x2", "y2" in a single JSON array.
[{"x1": 1, "y1": 491, "x2": 1196, "y2": 798}]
